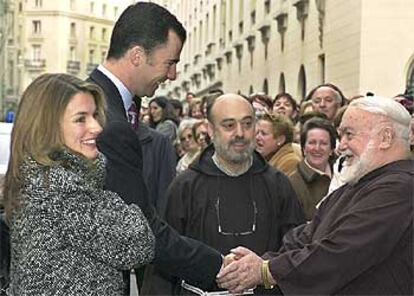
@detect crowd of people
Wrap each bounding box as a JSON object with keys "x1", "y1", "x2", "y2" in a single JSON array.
[{"x1": 0, "y1": 2, "x2": 413, "y2": 296}]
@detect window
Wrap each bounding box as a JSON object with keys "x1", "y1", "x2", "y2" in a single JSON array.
[
  {"x1": 102, "y1": 4, "x2": 107, "y2": 16},
  {"x1": 70, "y1": 46, "x2": 76, "y2": 60},
  {"x1": 101, "y1": 50, "x2": 107, "y2": 62},
  {"x1": 263, "y1": 79, "x2": 268, "y2": 94},
  {"x1": 297, "y1": 65, "x2": 307, "y2": 101},
  {"x1": 264, "y1": 0, "x2": 271, "y2": 14},
  {"x1": 70, "y1": 22, "x2": 76, "y2": 37},
  {"x1": 89, "y1": 26, "x2": 95, "y2": 39},
  {"x1": 32, "y1": 45, "x2": 41, "y2": 60},
  {"x1": 213, "y1": 5, "x2": 217, "y2": 38},
  {"x1": 90, "y1": 1, "x2": 94, "y2": 14},
  {"x1": 101, "y1": 28, "x2": 107, "y2": 41},
  {"x1": 407, "y1": 60, "x2": 414, "y2": 96},
  {"x1": 32, "y1": 20, "x2": 41, "y2": 34},
  {"x1": 250, "y1": 10, "x2": 256, "y2": 25},
  {"x1": 89, "y1": 49, "x2": 95, "y2": 64},
  {"x1": 279, "y1": 73, "x2": 286, "y2": 93},
  {"x1": 34, "y1": 0, "x2": 42, "y2": 8},
  {"x1": 318, "y1": 54, "x2": 325, "y2": 84}
]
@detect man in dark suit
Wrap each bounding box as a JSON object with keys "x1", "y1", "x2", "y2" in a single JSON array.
[{"x1": 89, "y1": 2, "x2": 222, "y2": 295}]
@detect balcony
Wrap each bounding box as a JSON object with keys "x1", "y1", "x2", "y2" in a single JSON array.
[
  {"x1": 24, "y1": 59, "x2": 46, "y2": 71},
  {"x1": 67, "y1": 60, "x2": 80, "y2": 75},
  {"x1": 86, "y1": 63, "x2": 98, "y2": 74}
]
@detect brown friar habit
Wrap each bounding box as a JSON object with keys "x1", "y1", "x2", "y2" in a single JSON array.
[
  {"x1": 264, "y1": 159, "x2": 414, "y2": 295},
  {"x1": 142, "y1": 145, "x2": 305, "y2": 295}
]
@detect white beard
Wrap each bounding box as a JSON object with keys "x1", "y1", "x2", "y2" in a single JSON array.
[{"x1": 339, "y1": 141, "x2": 377, "y2": 185}]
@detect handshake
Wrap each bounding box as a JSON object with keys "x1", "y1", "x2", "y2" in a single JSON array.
[{"x1": 216, "y1": 247, "x2": 276, "y2": 294}]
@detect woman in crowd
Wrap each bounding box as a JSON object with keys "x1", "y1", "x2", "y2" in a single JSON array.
[
  {"x1": 289, "y1": 117, "x2": 337, "y2": 220},
  {"x1": 248, "y1": 93, "x2": 273, "y2": 116},
  {"x1": 3, "y1": 73, "x2": 154, "y2": 295},
  {"x1": 188, "y1": 98, "x2": 204, "y2": 119},
  {"x1": 176, "y1": 119, "x2": 200, "y2": 174},
  {"x1": 256, "y1": 113, "x2": 302, "y2": 177},
  {"x1": 148, "y1": 96, "x2": 179, "y2": 143},
  {"x1": 299, "y1": 100, "x2": 314, "y2": 116},
  {"x1": 272, "y1": 93, "x2": 298, "y2": 123},
  {"x1": 192, "y1": 119, "x2": 210, "y2": 150}
]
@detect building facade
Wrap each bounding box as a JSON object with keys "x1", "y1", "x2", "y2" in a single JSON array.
[
  {"x1": 0, "y1": 0, "x2": 19, "y2": 119},
  {"x1": 0, "y1": 0, "x2": 131, "y2": 118},
  {"x1": 153, "y1": 0, "x2": 414, "y2": 101}
]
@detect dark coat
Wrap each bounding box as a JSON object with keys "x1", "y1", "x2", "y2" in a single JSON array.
[
  {"x1": 265, "y1": 160, "x2": 414, "y2": 295},
  {"x1": 0, "y1": 212, "x2": 9, "y2": 294},
  {"x1": 138, "y1": 122, "x2": 176, "y2": 216},
  {"x1": 288, "y1": 160, "x2": 331, "y2": 220},
  {"x1": 143, "y1": 145, "x2": 305, "y2": 294},
  {"x1": 88, "y1": 69, "x2": 222, "y2": 289}
]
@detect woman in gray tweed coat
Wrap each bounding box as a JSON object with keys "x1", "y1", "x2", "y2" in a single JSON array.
[{"x1": 2, "y1": 73, "x2": 155, "y2": 295}]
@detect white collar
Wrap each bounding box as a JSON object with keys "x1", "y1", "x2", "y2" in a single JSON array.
[
  {"x1": 304, "y1": 159, "x2": 332, "y2": 178},
  {"x1": 97, "y1": 64, "x2": 134, "y2": 115}
]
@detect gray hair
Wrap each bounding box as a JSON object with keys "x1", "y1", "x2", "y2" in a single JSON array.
[
  {"x1": 177, "y1": 118, "x2": 199, "y2": 138},
  {"x1": 350, "y1": 96, "x2": 411, "y2": 141}
]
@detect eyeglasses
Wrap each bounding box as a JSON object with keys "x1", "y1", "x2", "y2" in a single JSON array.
[
  {"x1": 215, "y1": 195, "x2": 257, "y2": 236},
  {"x1": 180, "y1": 134, "x2": 193, "y2": 142}
]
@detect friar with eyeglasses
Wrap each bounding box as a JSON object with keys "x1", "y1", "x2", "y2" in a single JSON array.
[{"x1": 141, "y1": 93, "x2": 305, "y2": 295}]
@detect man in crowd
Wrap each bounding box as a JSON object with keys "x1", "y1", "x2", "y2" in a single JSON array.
[
  {"x1": 217, "y1": 96, "x2": 413, "y2": 295},
  {"x1": 143, "y1": 94, "x2": 305, "y2": 294},
  {"x1": 306, "y1": 83, "x2": 346, "y2": 121},
  {"x1": 89, "y1": 2, "x2": 223, "y2": 294}
]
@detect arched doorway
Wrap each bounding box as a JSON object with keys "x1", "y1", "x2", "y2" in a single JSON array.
[
  {"x1": 278, "y1": 73, "x2": 286, "y2": 94},
  {"x1": 297, "y1": 65, "x2": 307, "y2": 101},
  {"x1": 263, "y1": 79, "x2": 269, "y2": 95},
  {"x1": 407, "y1": 59, "x2": 414, "y2": 96}
]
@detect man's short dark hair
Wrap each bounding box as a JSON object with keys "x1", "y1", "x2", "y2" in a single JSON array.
[
  {"x1": 107, "y1": 2, "x2": 186, "y2": 59},
  {"x1": 170, "y1": 99, "x2": 183, "y2": 116}
]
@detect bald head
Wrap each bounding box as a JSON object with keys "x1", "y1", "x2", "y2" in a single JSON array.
[
  {"x1": 207, "y1": 93, "x2": 254, "y2": 125},
  {"x1": 207, "y1": 93, "x2": 256, "y2": 165}
]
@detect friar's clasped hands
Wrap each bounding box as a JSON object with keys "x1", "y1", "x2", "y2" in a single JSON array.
[{"x1": 217, "y1": 247, "x2": 276, "y2": 294}]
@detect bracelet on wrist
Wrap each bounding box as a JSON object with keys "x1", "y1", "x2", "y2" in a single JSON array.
[{"x1": 261, "y1": 260, "x2": 274, "y2": 290}]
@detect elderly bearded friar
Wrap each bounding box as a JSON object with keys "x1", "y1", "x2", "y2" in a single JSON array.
[{"x1": 217, "y1": 96, "x2": 413, "y2": 295}]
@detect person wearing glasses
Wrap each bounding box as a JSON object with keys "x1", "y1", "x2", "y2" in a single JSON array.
[
  {"x1": 176, "y1": 119, "x2": 200, "y2": 174},
  {"x1": 142, "y1": 93, "x2": 305, "y2": 295}
]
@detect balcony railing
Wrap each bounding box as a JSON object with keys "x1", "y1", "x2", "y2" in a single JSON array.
[
  {"x1": 67, "y1": 60, "x2": 80, "y2": 75},
  {"x1": 24, "y1": 59, "x2": 46, "y2": 71}
]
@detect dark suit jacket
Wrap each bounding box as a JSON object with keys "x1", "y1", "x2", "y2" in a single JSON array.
[
  {"x1": 88, "y1": 69, "x2": 222, "y2": 289},
  {"x1": 138, "y1": 123, "x2": 176, "y2": 216}
]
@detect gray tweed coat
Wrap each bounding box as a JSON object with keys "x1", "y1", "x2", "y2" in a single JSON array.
[{"x1": 8, "y1": 151, "x2": 154, "y2": 296}]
